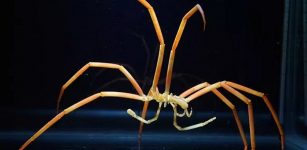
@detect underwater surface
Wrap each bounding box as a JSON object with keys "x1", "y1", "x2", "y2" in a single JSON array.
[{"x1": 2, "y1": 109, "x2": 283, "y2": 150}]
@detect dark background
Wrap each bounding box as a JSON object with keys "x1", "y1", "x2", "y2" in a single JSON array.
[{"x1": 4, "y1": 0, "x2": 286, "y2": 149}]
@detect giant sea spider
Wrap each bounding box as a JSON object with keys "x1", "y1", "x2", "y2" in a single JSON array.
[{"x1": 20, "y1": 0, "x2": 284, "y2": 149}]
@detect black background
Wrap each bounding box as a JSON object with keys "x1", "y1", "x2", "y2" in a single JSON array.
[{"x1": 5, "y1": 0, "x2": 284, "y2": 149}]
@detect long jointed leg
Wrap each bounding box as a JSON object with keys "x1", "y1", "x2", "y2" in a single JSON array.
[
  {"x1": 224, "y1": 81, "x2": 285, "y2": 150},
  {"x1": 137, "y1": 0, "x2": 166, "y2": 144},
  {"x1": 180, "y1": 82, "x2": 248, "y2": 150},
  {"x1": 137, "y1": 0, "x2": 165, "y2": 92},
  {"x1": 138, "y1": 101, "x2": 149, "y2": 142},
  {"x1": 165, "y1": 4, "x2": 206, "y2": 94},
  {"x1": 185, "y1": 81, "x2": 284, "y2": 150},
  {"x1": 127, "y1": 102, "x2": 162, "y2": 124},
  {"x1": 180, "y1": 82, "x2": 209, "y2": 98},
  {"x1": 171, "y1": 103, "x2": 216, "y2": 131},
  {"x1": 220, "y1": 82, "x2": 256, "y2": 150},
  {"x1": 19, "y1": 92, "x2": 147, "y2": 150},
  {"x1": 186, "y1": 82, "x2": 255, "y2": 149},
  {"x1": 57, "y1": 62, "x2": 144, "y2": 112}
]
